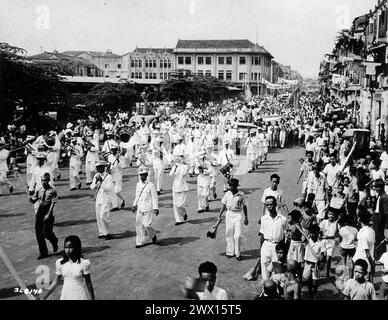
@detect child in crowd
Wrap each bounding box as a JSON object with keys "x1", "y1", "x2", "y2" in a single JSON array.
[
  {"x1": 343, "y1": 259, "x2": 376, "y2": 300},
  {"x1": 338, "y1": 214, "x2": 358, "y2": 278}
]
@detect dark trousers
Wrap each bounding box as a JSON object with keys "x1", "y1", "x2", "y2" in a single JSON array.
[{"x1": 35, "y1": 206, "x2": 58, "y2": 256}]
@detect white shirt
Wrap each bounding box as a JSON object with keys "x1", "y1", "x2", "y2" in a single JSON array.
[
  {"x1": 261, "y1": 187, "x2": 284, "y2": 215},
  {"x1": 218, "y1": 149, "x2": 234, "y2": 166},
  {"x1": 90, "y1": 172, "x2": 113, "y2": 204},
  {"x1": 353, "y1": 226, "x2": 375, "y2": 270},
  {"x1": 339, "y1": 226, "x2": 358, "y2": 249},
  {"x1": 28, "y1": 164, "x2": 54, "y2": 192},
  {"x1": 323, "y1": 163, "x2": 341, "y2": 187},
  {"x1": 304, "y1": 239, "x2": 323, "y2": 263},
  {"x1": 221, "y1": 191, "x2": 247, "y2": 213},
  {"x1": 259, "y1": 213, "x2": 288, "y2": 243},
  {"x1": 133, "y1": 180, "x2": 158, "y2": 212},
  {"x1": 197, "y1": 286, "x2": 228, "y2": 300},
  {"x1": 380, "y1": 152, "x2": 388, "y2": 170},
  {"x1": 0, "y1": 149, "x2": 9, "y2": 171},
  {"x1": 379, "y1": 252, "x2": 388, "y2": 283},
  {"x1": 169, "y1": 163, "x2": 189, "y2": 192}
]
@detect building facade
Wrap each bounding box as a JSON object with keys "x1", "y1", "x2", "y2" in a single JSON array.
[{"x1": 173, "y1": 39, "x2": 273, "y2": 95}]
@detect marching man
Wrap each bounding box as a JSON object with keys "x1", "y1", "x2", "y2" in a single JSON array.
[
  {"x1": 108, "y1": 143, "x2": 126, "y2": 211},
  {"x1": 28, "y1": 153, "x2": 54, "y2": 196},
  {"x1": 195, "y1": 151, "x2": 212, "y2": 213},
  {"x1": 25, "y1": 135, "x2": 38, "y2": 186},
  {"x1": 218, "y1": 178, "x2": 248, "y2": 261},
  {"x1": 151, "y1": 136, "x2": 167, "y2": 195},
  {"x1": 85, "y1": 131, "x2": 99, "y2": 185},
  {"x1": 131, "y1": 166, "x2": 159, "y2": 248},
  {"x1": 245, "y1": 131, "x2": 257, "y2": 173},
  {"x1": 0, "y1": 138, "x2": 14, "y2": 195},
  {"x1": 90, "y1": 160, "x2": 113, "y2": 240},
  {"x1": 68, "y1": 138, "x2": 84, "y2": 191},
  {"x1": 102, "y1": 131, "x2": 115, "y2": 154},
  {"x1": 170, "y1": 152, "x2": 190, "y2": 225}
]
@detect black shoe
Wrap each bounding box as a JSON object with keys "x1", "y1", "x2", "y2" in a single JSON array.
[
  {"x1": 78, "y1": 182, "x2": 82, "y2": 190},
  {"x1": 86, "y1": 182, "x2": 92, "y2": 186},
  {"x1": 52, "y1": 242, "x2": 58, "y2": 253},
  {"x1": 37, "y1": 254, "x2": 49, "y2": 260},
  {"x1": 236, "y1": 256, "x2": 243, "y2": 261},
  {"x1": 223, "y1": 189, "x2": 228, "y2": 193},
  {"x1": 152, "y1": 235, "x2": 157, "y2": 244},
  {"x1": 105, "y1": 234, "x2": 113, "y2": 240},
  {"x1": 110, "y1": 207, "x2": 119, "y2": 212},
  {"x1": 157, "y1": 191, "x2": 161, "y2": 195},
  {"x1": 70, "y1": 188, "x2": 76, "y2": 191},
  {"x1": 98, "y1": 235, "x2": 105, "y2": 239},
  {"x1": 135, "y1": 244, "x2": 144, "y2": 248},
  {"x1": 130, "y1": 162, "x2": 132, "y2": 167},
  {"x1": 121, "y1": 201, "x2": 125, "y2": 209},
  {"x1": 205, "y1": 206, "x2": 209, "y2": 212},
  {"x1": 175, "y1": 222, "x2": 185, "y2": 226},
  {"x1": 214, "y1": 193, "x2": 217, "y2": 199},
  {"x1": 57, "y1": 174, "x2": 61, "y2": 181},
  {"x1": 197, "y1": 210, "x2": 204, "y2": 213},
  {"x1": 9, "y1": 186, "x2": 14, "y2": 194},
  {"x1": 183, "y1": 214, "x2": 188, "y2": 221},
  {"x1": 226, "y1": 254, "x2": 235, "y2": 259}
]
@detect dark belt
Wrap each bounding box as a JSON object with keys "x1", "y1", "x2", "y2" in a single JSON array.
[{"x1": 265, "y1": 239, "x2": 279, "y2": 244}]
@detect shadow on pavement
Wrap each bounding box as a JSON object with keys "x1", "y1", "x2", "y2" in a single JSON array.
[
  {"x1": 111, "y1": 230, "x2": 136, "y2": 239},
  {"x1": 2, "y1": 192, "x2": 26, "y2": 197},
  {"x1": 55, "y1": 218, "x2": 96, "y2": 227},
  {"x1": 240, "y1": 187, "x2": 261, "y2": 196},
  {"x1": 254, "y1": 167, "x2": 282, "y2": 173},
  {"x1": 59, "y1": 193, "x2": 92, "y2": 200},
  {"x1": 188, "y1": 217, "x2": 217, "y2": 225},
  {"x1": 83, "y1": 245, "x2": 110, "y2": 255},
  {"x1": 0, "y1": 212, "x2": 28, "y2": 218},
  {"x1": 157, "y1": 236, "x2": 200, "y2": 246},
  {"x1": 240, "y1": 249, "x2": 260, "y2": 260}
]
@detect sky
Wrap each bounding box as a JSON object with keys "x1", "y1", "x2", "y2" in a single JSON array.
[{"x1": 0, "y1": 0, "x2": 378, "y2": 78}]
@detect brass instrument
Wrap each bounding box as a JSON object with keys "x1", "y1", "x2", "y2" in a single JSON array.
[{"x1": 117, "y1": 125, "x2": 133, "y2": 143}]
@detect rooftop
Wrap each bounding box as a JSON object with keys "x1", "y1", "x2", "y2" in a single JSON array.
[
  {"x1": 132, "y1": 48, "x2": 174, "y2": 54},
  {"x1": 175, "y1": 39, "x2": 273, "y2": 57},
  {"x1": 61, "y1": 50, "x2": 121, "y2": 58}
]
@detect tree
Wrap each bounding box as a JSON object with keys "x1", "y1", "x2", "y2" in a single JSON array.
[
  {"x1": 160, "y1": 69, "x2": 228, "y2": 105},
  {"x1": 84, "y1": 80, "x2": 140, "y2": 114},
  {"x1": 0, "y1": 43, "x2": 67, "y2": 130}
]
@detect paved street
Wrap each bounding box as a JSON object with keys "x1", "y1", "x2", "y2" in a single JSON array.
[{"x1": 0, "y1": 146, "x2": 384, "y2": 300}]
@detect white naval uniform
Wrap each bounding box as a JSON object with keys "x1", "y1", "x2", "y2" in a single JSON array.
[
  {"x1": 0, "y1": 149, "x2": 12, "y2": 194},
  {"x1": 195, "y1": 161, "x2": 211, "y2": 211},
  {"x1": 85, "y1": 139, "x2": 99, "y2": 184},
  {"x1": 102, "y1": 139, "x2": 116, "y2": 154},
  {"x1": 107, "y1": 153, "x2": 126, "y2": 208},
  {"x1": 169, "y1": 163, "x2": 190, "y2": 223},
  {"x1": 133, "y1": 180, "x2": 158, "y2": 246},
  {"x1": 26, "y1": 144, "x2": 38, "y2": 186},
  {"x1": 69, "y1": 145, "x2": 83, "y2": 189},
  {"x1": 46, "y1": 150, "x2": 59, "y2": 180},
  {"x1": 221, "y1": 191, "x2": 247, "y2": 257},
  {"x1": 151, "y1": 144, "x2": 166, "y2": 192},
  {"x1": 90, "y1": 172, "x2": 113, "y2": 236},
  {"x1": 245, "y1": 137, "x2": 257, "y2": 171}
]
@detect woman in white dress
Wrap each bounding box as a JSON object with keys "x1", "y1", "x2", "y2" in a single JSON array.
[{"x1": 39, "y1": 235, "x2": 95, "y2": 300}]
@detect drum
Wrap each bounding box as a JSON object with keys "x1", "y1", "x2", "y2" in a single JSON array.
[{"x1": 220, "y1": 163, "x2": 234, "y2": 178}]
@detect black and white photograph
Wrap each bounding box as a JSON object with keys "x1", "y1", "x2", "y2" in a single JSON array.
[{"x1": 1, "y1": 0, "x2": 388, "y2": 306}]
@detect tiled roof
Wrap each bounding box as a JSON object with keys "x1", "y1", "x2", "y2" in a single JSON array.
[
  {"x1": 27, "y1": 51, "x2": 97, "y2": 67},
  {"x1": 61, "y1": 50, "x2": 121, "y2": 58},
  {"x1": 175, "y1": 39, "x2": 273, "y2": 57},
  {"x1": 176, "y1": 39, "x2": 255, "y2": 49},
  {"x1": 132, "y1": 48, "x2": 174, "y2": 54}
]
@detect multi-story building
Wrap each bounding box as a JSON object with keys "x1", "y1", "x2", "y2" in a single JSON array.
[
  {"x1": 27, "y1": 50, "x2": 103, "y2": 77},
  {"x1": 61, "y1": 50, "x2": 125, "y2": 78},
  {"x1": 121, "y1": 47, "x2": 174, "y2": 82},
  {"x1": 173, "y1": 39, "x2": 273, "y2": 95}
]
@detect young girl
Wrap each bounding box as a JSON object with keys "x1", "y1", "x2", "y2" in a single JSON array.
[
  {"x1": 287, "y1": 210, "x2": 305, "y2": 279},
  {"x1": 39, "y1": 235, "x2": 95, "y2": 300}
]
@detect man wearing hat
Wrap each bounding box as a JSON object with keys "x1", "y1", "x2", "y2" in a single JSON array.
[
  {"x1": 90, "y1": 160, "x2": 113, "y2": 240},
  {"x1": 85, "y1": 131, "x2": 100, "y2": 185},
  {"x1": 131, "y1": 166, "x2": 159, "y2": 248},
  {"x1": 169, "y1": 152, "x2": 190, "y2": 225},
  {"x1": 68, "y1": 138, "x2": 84, "y2": 191},
  {"x1": 245, "y1": 130, "x2": 257, "y2": 173},
  {"x1": 172, "y1": 135, "x2": 186, "y2": 158},
  {"x1": 102, "y1": 131, "x2": 115, "y2": 154},
  {"x1": 25, "y1": 135, "x2": 38, "y2": 186},
  {"x1": 0, "y1": 138, "x2": 14, "y2": 195},
  {"x1": 218, "y1": 178, "x2": 248, "y2": 261},
  {"x1": 151, "y1": 135, "x2": 167, "y2": 195},
  {"x1": 28, "y1": 152, "x2": 53, "y2": 195},
  {"x1": 195, "y1": 151, "x2": 212, "y2": 213},
  {"x1": 108, "y1": 143, "x2": 126, "y2": 211}
]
